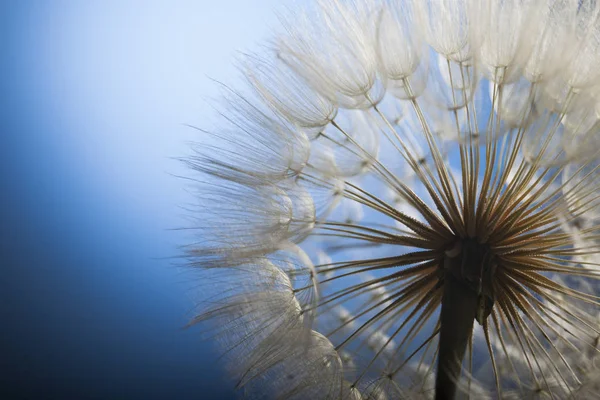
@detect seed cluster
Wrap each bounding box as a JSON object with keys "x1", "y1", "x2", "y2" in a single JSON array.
[{"x1": 186, "y1": 1, "x2": 600, "y2": 398}]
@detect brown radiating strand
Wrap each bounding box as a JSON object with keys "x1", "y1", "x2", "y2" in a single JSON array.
[
  {"x1": 340, "y1": 189, "x2": 448, "y2": 245},
  {"x1": 565, "y1": 189, "x2": 600, "y2": 222},
  {"x1": 493, "y1": 221, "x2": 563, "y2": 250},
  {"x1": 516, "y1": 277, "x2": 600, "y2": 342},
  {"x1": 328, "y1": 118, "x2": 456, "y2": 240},
  {"x1": 319, "y1": 274, "x2": 426, "y2": 324},
  {"x1": 313, "y1": 261, "x2": 439, "y2": 312},
  {"x1": 567, "y1": 226, "x2": 600, "y2": 241},
  {"x1": 392, "y1": 324, "x2": 442, "y2": 377},
  {"x1": 343, "y1": 278, "x2": 439, "y2": 364},
  {"x1": 323, "y1": 239, "x2": 388, "y2": 254},
  {"x1": 540, "y1": 298, "x2": 600, "y2": 353},
  {"x1": 419, "y1": 154, "x2": 466, "y2": 234},
  {"x1": 493, "y1": 200, "x2": 562, "y2": 245},
  {"x1": 403, "y1": 79, "x2": 465, "y2": 234},
  {"x1": 558, "y1": 155, "x2": 600, "y2": 209},
  {"x1": 423, "y1": 155, "x2": 464, "y2": 225},
  {"x1": 515, "y1": 168, "x2": 568, "y2": 218},
  {"x1": 416, "y1": 329, "x2": 437, "y2": 373},
  {"x1": 343, "y1": 180, "x2": 454, "y2": 242},
  {"x1": 524, "y1": 291, "x2": 596, "y2": 353},
  {"x1": 335, "y1": 276, "x2": 439, "y2": 351},
  {"x1": 419, "y1": 331, "x2": 441, "y2": 393},
  {"x1": 384, "y1": 287, "x2": 443, "y2": 371},
  {"x1": 537, "y1": 256, "x2": 600, "y2": 276},
  {"x1": 315, "y1": 122, "x2": 454, "y2": 241},
  {"x1": 356, "y1": 278, "x2": 436, "y2": 341},
  {"x1": 301, "y1": 144, "x2": 377, "y2": 219},
  {"x1": 493, "y1": 235, "x2": 569, "y2": 256},
  {"x1": 482, "y1": 318, "x2": 502, "y2": 398},
  {"x1": 481, "y1": 130, "x2": 515, "y2": 226},
  {"x1": 514, "y1": 300, "x2": 599, "y2": 357},
  {"x1": 351, "y1": 284, "x2": 443, "y2": 386},
  {"x1": 504, "y1": 247, "x2": 577, "y2": 259},
  {"x1": 507, "y1": 145, "x2": 560, "y2": 204},
  {"x1": 499, "y1": 280, "x2": 573, "y2": 397},
  {"x1": 318, "y1": 216, "x2": 436, "y2": 248},
  {"x1": 315, "y1": 256, "x2": 437, "y2": 280},
  {"x1": 374, "y1": 282, "x2": 441, "y2": 353},
  {"x1": 491, "y1": 308, "x2": 525, "y2": 393},
  {"x1": 346, "y1": 178, "x2": 442, "y2": 236},
  {"x1": 487, "y1": 157, "x2": 531, "y2": 230},
  {"x1": 466, "y1": 106, "x2": 480, "y2": 238},
  {"x1": 505, "y1": 209, "x2": 564, "y2": 240},
  {"x1": 448, "y1": 161, "x2": 465, "y2": 214},
  {"x1": 457, "y1": 124, "x2": 472, "y2": 237},
  {"x1": 491, "y1": 306, "x2": 527, "y2": 394},
  {"x1": 316, "y1": 276, "x2": 421, "y2": 326},
  {"x1": 501, "y1": 277, "x2": 579, "y2": 392},
  {"x1": 493, "y1": 232, "x2": 569, "y2": 257},
  {"x1": 459, "y1": 129, "x2": 475, "y2": 237},
  {"x1": 502, "y1": 275, "x2": 582, "y2": 383},
  {"x1": 372, "y1": 100, "x2": 465, "y2": 237},
  {"x1": 486, "y1": 144, "x2": 559, "y2": 239},
  {"x1": 408, "y1": 293, "x2": 442, "y2": 381},
  {"x1": 484, "y1": 82, "x2": 536, "y2": 213},
  {"x1": 383, "y1": 162, "x2": 463, "y2": 243},
  {"x1": 437, "y1": 71, "x2": 465, "y2": 214},
  {"x1": 475, "y1": 73, "x2": 505, "y2": 237},
  {"x1": 538, "y1": 246, "x2": 600, "y2": 258},
  {"x1": 555, "y1": 158, "x2": 600, "y2": 210},
  {"x1": 509, "y1": 174, "x2": 574, "y2": 231},
  {"x1": 416, "y1": 167, "x2": 464, "y2": 238},
  {"x1": 326, "y1": 274, "x2": 437, "y2": 339},
  {"x1": 486, "y1": 166, "x2": 563, "y2": 243},
  {"x1": 509, "y1": 234, "x2": 573, "y2": 255},
  {"x1": 495, "y1": 293, "x2": 546, "y2": 391},
  {"x1": 487, "y1": 174, "x2": 564, "y2": 245},
  {"x1": 321, "y1": 276, "x2": 426, "y2": 340},
  {"x1": 446, "y1": 59, "x2": 464, "y2": 139},
  {"x1": 494, "y1": 281, "x2": 538, "y2": 381},
  {"x1": 315, "y1": 224, "x2": 437, "y2": 248},
  {"x1": 410, "y1": 140, "x2": 465, "y2": 239},
  {"x1": 503, "y1": 255, "x2": 600, "y2": 280},
  {"x1": 458, "y1": 63, "x2": 480, "y2": 224},
  {"x1": 312, "y1": 251, "x2": 440, "y2": 282},
  {"x1": 313, "y1": 232, "x2": 424, "y2": 247},
  {"x1": 334, "y1": 271, "x2": 439, "y2": 352},
  {"x1": 506, "y1": 267, "x2": 600, "y2": 306}
]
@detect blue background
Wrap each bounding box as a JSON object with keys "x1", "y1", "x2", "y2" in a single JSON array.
[{"x1": 1, "y1": 1, "x2": 280, "y2": 398}]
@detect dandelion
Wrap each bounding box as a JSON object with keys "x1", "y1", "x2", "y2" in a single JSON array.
[{"x1": 185, "y1": 0, "x2": 600, "y2": 398}]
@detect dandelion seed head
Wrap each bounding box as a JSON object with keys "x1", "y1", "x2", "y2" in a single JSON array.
[{"x1": 186, "y1": 0, "x2": 600, "y2": 398}]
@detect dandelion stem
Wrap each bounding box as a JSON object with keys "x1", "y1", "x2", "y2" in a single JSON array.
[
  {"x1": 436, "y1": 271, "x2": 478, "y2": 400},
  {"x1": 437, "y1": 240, "x2": 496, "y2": 399}
]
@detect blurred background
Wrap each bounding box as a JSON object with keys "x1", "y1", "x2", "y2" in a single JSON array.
[{"x1": 1, "y1": 1, "x2": 281, "y2": 398}]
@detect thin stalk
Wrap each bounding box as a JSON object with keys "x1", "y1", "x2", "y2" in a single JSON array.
[{"x1": 436, "y1": 272, "x2": 478, "y2": 400}]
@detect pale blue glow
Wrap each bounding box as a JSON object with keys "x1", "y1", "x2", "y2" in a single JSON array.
[{"x1": 2, "y1": 1, "x2": 281, "y2": 399}]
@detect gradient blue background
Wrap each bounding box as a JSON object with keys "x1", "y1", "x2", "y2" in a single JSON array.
[{"x1": 1, "y1": 1, "x2": 280, "y2": 398}]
